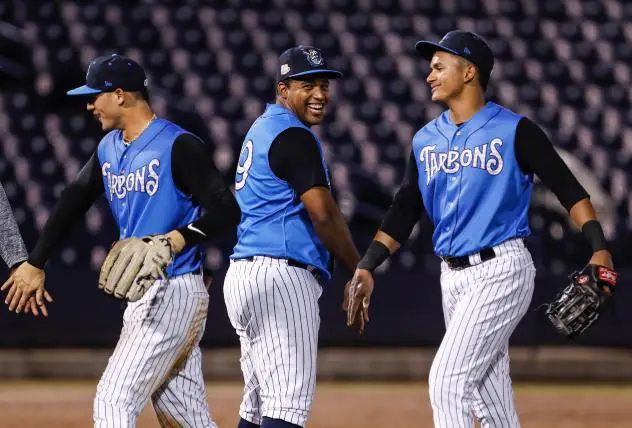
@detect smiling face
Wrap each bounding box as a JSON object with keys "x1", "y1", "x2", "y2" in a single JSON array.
[
  {"x1": 86, "y1": 89, "x2": 126, "y2": 131},
  {"x1": 277, "y1": 75, "x2": 331, "y2": 126},
  {"x1": 426, "y1": 51, "x2": 477, "y2": 103}
]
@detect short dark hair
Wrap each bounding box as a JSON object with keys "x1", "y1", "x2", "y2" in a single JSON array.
[{"x1": 133, "y1": 87, "x2": 150, "y2": 102}]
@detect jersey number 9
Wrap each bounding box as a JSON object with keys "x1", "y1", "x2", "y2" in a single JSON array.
[{"x1": 235, "y1": 140, "x2": 254, "y2": 191}]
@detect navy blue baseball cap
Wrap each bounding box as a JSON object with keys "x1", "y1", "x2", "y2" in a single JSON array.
[
  {"x1": 415, "y1": 30, "x2": 494, "y2": 88},
  {"x1": 276, "y1": 45, "x2": 342, "y2": 83},
  {"x1": 67, "y1": 54, "x2": 148, "y2": 96}
]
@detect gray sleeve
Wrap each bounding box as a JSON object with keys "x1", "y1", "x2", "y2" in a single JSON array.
[{"x1": 0, "y1": 180, "x2": 28, "y2": 268}]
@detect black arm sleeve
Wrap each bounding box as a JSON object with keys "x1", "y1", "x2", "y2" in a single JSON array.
[
  {"x1": 379, "y1": 151, "x2": 427, "y2": 243},
  {"x1": 29, "y1": 153, "x2": 104, "y2": 268},
  {"x1": 515, "y1": 117, "x2": 589, "y2": 210},
  {"x1": 268, "y1": 127, "x2": 329, "y2": 195},
  {"x1": 171, "y1": 134, "x2": 240, "y2": 245}
]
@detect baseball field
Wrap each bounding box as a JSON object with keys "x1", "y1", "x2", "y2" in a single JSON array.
[{"x1": 0, "y1": 381, "x2": 629, "y2": 427}]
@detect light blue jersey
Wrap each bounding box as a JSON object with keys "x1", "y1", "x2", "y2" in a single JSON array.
[
  {"x1": 97, "y1": 118, "x2": 203, "y2": 276},
  {"x1": 231, "y1": 104, "x2": 331, "y2": 280},
  {"x1": 413, "y1": 102, "x2": 532, "y2": 257}
]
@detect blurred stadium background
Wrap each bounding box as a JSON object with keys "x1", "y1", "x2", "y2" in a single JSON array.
[{"x1": 0, "y1": 0, "x2": 631, "y2": 426}]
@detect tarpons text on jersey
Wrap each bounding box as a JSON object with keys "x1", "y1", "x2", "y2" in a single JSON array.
[
  {"x1": 102, "y1": 159, "x2": 160, "y2": 200},
  {"x1": 419, "y1": 138, "x2": 504, "y2": 184}
]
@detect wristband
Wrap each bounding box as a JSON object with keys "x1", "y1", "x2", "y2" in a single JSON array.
[
  {"x1": 581, "y1": 220, "x2": 608, "y2": 252},
  {"x1": 357, "y1": 240, "x2": 391, "y2": 272}
]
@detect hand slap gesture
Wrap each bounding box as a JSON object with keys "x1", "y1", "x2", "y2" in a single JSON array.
[
  {"x1": 344, "y1": 268, "x2": 374, "y2": 334},
  {"x1": 2, "y1": 262, "x2": 53, "y2": 316}
]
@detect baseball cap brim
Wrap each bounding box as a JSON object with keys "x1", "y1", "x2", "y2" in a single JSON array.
[
  {"x1": 284, "y1": 69, "x2": 343, "y2": 80},
  {"x1": 66, "y1": 85, "x2": 103, "y2": 96},
  {"x1": 415, "y1": 41, "x2": 461, "y2": 61}
]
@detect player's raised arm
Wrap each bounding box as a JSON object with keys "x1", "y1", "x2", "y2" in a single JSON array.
[
  {"x1": 163, "y1": 133, "x2": 240, "y2": 254},
  {"x1": 2, "y1": 152, "x2": 104, "y2": 315},
  {"x1": 345, "y1": 150, "x2": 425, "y2": 330}
]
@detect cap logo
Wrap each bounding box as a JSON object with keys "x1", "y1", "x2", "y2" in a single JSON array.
[
  {"x1": 280, "y1": 64, "x2": 290, "y2": 75},
  {"x1": 104, "y1": 81, "x2": 113, "y2": 87},
  {"x1": 301, "y1": 47, "x2": 324, "y2": 66},
  {"x1": 464, "y1": 47, "x2": 471, "y2": 55},
  {"x1": 144, "y1": 78, "x2": 148, "y2": 87}
]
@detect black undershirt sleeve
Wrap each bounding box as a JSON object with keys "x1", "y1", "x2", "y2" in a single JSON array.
[
  {"x1": 29, "y1": 153, "x2": 104, "y2": 268},
  {"x1": 514, "y1": 117, "x2": 589, "y2": 210},
  {"x1": 379, "y1": 150, "x2": 427, "y2": 243},
  {"x1": 171, "y1": 134, "x2": 240, "y2": 245},
  {"x1": 268, "y1": 127, "x2": 329, "y2": 195}
]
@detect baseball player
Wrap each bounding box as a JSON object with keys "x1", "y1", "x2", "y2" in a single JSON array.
[
  {"x1": 224, "y1": 46, "x2": 369, "y2": 428},
  {"x1": 346, "y1": 31, "x2": 615, "y2": 427},
  {"x1": 2, "y1": 54, "x2": 240, "y2": 427}
]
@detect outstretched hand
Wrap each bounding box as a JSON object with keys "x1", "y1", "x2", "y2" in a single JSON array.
[
  {"x1": 343, "y1": 268, "x2": 374, "y2": 334},
  {"x1": 2, "y1": 262, "x2": 53, "y2": 316}
]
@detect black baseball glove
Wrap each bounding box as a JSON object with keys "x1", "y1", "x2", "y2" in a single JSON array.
[{"x1": 545, "y1": 264, "x2": 617, "y2": 338}]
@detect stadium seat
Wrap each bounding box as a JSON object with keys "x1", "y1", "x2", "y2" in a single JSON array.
[{"x1": 0, "y1": 1, "x2": 628, "y2": 273}]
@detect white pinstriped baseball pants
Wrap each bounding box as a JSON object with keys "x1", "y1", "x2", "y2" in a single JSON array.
[
  {"x1": 93, "y1": 273, "x2": 217, "y2": 428},
  {"x1": 429, "y1": 238, "x2": 535, "y2": 428},
  {"x1": 224, "y1": 257, "x2": 323, "y2": 427}
]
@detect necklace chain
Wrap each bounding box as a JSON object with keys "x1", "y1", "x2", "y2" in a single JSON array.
[{"x1": 124, "y1": 114, "x2": 157, "y2": 145}]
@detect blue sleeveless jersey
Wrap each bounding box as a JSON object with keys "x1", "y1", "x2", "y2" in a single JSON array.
[
  {"x1": 231, "y1": 104, "x2": 332, "y2": 280},
  {"x1": 97, "y1": 118, "x2": 203, "y2": 277},
  {"x1": 413, "y1": 102, "x2": 532, "y2": 257}
]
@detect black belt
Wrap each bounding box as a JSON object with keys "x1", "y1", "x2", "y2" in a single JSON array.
[
  {"x1": 239, "y1": 257, "x2": 326, "y2": 285},
  {"x1": 442, "y1": 247, "x2": 496, "y2": 270}
]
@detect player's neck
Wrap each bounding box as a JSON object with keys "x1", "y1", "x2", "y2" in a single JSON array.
[
  {"x1": 276, "y1": 98, "x2": 312, "y2": 128},
  {"x1": 121, "y1": 105, "x2": 156, "y2": 144},
  {"x1": 447, "y1": 92, "x2": 486, "y2": 125}
]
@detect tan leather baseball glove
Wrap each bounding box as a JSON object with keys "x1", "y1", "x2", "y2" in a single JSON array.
[{"x1": 98, "y1": 235, "x2": 174, "y2": 301}]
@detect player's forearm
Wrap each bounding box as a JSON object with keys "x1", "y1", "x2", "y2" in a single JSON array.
[
  {"x1": 568, "y1": 198, "x2": 612, "y2": 265},
  {"x1": 374, "y1": 230, "x2": 401, "y2": 254},
  {"x1": 301, "y1": 187, "x2": 360, "y2": 272},
  {"x1": 311, "y1": 209, "x2": 360, "y2": 273},
  {"x1": 361, "y1": 191, "x2": 423, "y2": 272},
  {"x1": 357, "y1": 231, "x2": 400, "y2": 273},
  {"x1": 378, "y1": 154, "x2": 425, "y2": 243},
  {"x1": 176, "y1": 190, "x2": 241, "y2": 246},
  {"x1": 0, "y1": 182, "x2": 28, "y2": 268},
  {"x1": 569, "y1": 197, "x2": 599, "y2": 229}
]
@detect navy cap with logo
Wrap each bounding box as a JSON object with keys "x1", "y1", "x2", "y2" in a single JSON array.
[
  {"x1": 67, "y1": 54, "x2": 148, "y2": 96},
  {"x1": 415, "y1": 30, "x2": 494, "y2": 88},
  {"x1": 276, "y1": 45, "x2": 342, "y2": 83}
]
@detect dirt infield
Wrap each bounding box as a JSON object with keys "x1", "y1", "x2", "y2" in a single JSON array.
[{"x1": 0, "y1": 381, "x2": 630, "y2": 427}]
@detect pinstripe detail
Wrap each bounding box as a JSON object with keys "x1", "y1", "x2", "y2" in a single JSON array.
[
  {"x1": 429, "y1": 239, "x2": 535, "y2": 428},
  {"x1": 224, "y1": 257, "x2": 322, "y2": 427},
  {"x1": 93, "y1": 273, "x2": 217, "y2": 428}
]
